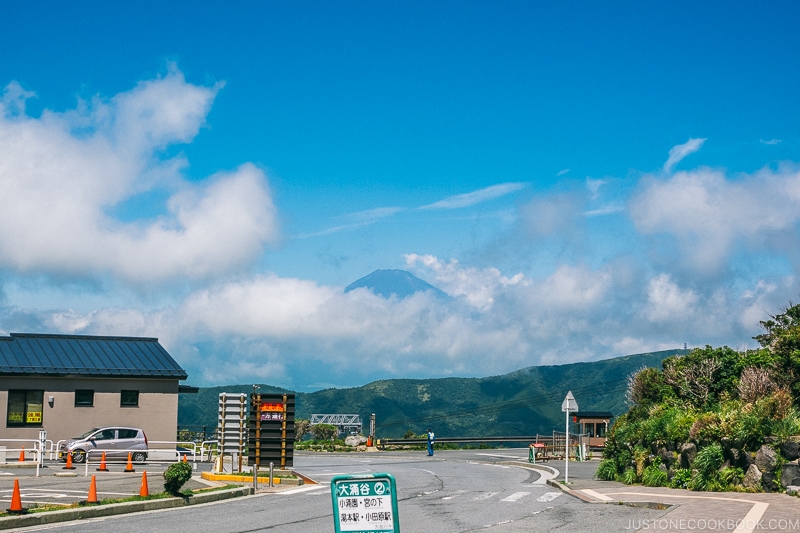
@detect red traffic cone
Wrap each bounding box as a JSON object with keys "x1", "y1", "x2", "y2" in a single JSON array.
[
  {"x1": 96, "y1": 452, "x2": 109, "y2": 472},
  {"x1": 139, "y1": 471, "x2": 149, "y2": 497},
  {"x1": 124, "y1": 452, "x2": 135, "y2": 472},
  {"x1": 18, "y1": 446, "x2": 25, "y2": 462},
  {"x1": 8, "y1": 478, "x2": 25, "y2": 514},
  {"x1": 63, "y1": 452, "x2": 76, "y2": 470},
  {"x1": 86, "y1": 475, "x2": 99, "y2": 504}
]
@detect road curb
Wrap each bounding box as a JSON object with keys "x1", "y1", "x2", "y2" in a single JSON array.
[
  {"x1": 545, "y1": 479, "x2": 672, "y2": 510},
  {"x1": 0, "y1": 486, "x2": 253, "y2": 530}
]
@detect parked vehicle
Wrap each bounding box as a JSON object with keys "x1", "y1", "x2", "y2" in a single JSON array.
[{"x1": 58, "y1": 426, "x2": 148, "y2": 463}]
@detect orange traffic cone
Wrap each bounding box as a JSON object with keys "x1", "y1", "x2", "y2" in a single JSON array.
[
  {"x1": 124, "y1": 452, "x2": 135, "y2": 472},
  {"x1": 86, "y1": 475, "x2": 99, "y2": 504},
  {"x1": 139, "y1": 471, "x2": 149, "y2": 497},
  {"x1": 96, "y1": 452, "x2": 109, "y2": 472},
  {"x1": 182, "y1": 454, "x2": 187, "y2": 463},
  {"x1": 63, "y1": 452, "x2": 75, "y2": 470},
  {"x1": 18, "y1": 446, "x2": 25, "y2": 462},
  {"x1": 8, "y1": 478, "x2": 25, "y2": 514}
]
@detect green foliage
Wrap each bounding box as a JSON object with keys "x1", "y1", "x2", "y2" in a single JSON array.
[
  {"x1": 295, "y1": 419, "x2": 311, "y2": 441},
  {"x1": 620, "y1": 467, "x2": 637, "y2": 485},
  {"x1": 642, "y1": 463, "x2": 668, "y2": 487},
  {"x1": 669, "y1": 469, "x2": 692, "y2": 489},
  {"x1": 595, "y1": 459, "x2": 618, "y2": 481},
  {"x1": 690, "y1": 443, "x2": 725, "y2": 491},
  {"x1": 310, "y1": 423, "x2": 338, "y2": 441},
  {"x1": 720, "y1": 467, "x2": 744, "y2": 487},
  {"x1": 754, "y1": 302, "x2": 800, "y2": 403},
  {"x1": 403, "y1": 429, "x2": 415, "y2": 439},
  {"x1": 163, "y1": 462, "x2": 193, "y2": 495}
]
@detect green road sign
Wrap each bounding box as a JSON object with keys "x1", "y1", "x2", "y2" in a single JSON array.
[{"x1": 331, "y1": 473, "x2": 400, "y2": 533}]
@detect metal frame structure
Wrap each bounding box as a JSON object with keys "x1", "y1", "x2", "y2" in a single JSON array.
[{"x1": 310, "y1": 414, "x2": 362, "y2": 435}]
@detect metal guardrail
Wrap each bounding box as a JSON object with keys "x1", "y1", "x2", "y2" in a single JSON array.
[{"x1": 379, "y1": 435, "x2": 552, "y2": 446}]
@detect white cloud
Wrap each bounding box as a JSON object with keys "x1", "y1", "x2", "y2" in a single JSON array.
[
  {"x1": 419, "y1": 182, "x2": 527, "y2": 210},
  {"x1": 663, "y1": 138, "x2": 706, "y2": 173},
  {"x1": 645, "y1": 273, "x2": 698, "y2": 322},
  {"x1": 630, "y1": 165, "x2": 800, "y2": 274},
  {"x1": 0, "y1": 67, "x2": 279, "y2": 283},
  {"x1": 760, "y1": 139, "x2": 781, "y2": 145}
]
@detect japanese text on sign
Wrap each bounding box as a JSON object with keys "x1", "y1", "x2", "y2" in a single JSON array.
[{"x1": 331, "y1": 475, "x2": 399, "y2": 533}]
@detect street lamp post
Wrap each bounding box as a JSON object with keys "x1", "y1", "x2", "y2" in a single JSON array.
[{"x1": 561, "y1": 391, "x2": 579, "y2": 484}]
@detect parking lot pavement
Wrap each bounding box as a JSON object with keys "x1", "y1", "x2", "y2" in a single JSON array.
[
  {"x1": 550, "y1": 462, "x2": 800, "y2": 533},
  {"x1": 0, "y1": 460, "x2": 221, "y2": 508}
]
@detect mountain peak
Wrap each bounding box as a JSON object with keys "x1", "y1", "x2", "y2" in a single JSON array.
[{"x1": 344, "y1": 269, "x2": 447, "y2": 299}]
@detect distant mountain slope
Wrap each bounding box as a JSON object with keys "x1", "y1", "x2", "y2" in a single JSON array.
[
  {"x1": 179, "y1": 349, "x2": 686, "y2": 438},
  {"x1": 344, "y1": 269, "x2": 448, "y2": 299}
]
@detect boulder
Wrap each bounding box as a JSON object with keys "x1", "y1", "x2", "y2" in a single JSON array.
[
  {"x1": 658, "y1": 447, "x2": 676, "y2": 468},
  {"x1": 742, "y1": 464, "x2": 762, "y2": 491},
  {"x1": 761, "y1": 470, "x2": 778, "y2": 493},
  {"x1": 680, "y1": 443, "x2": 697, "y2": 469},
  {"x1": 779, "y1": 440, "x2": 800, "y2": 461},
  {"x1": 781, "y1": 464, "x2": 800, "y2": 489},
  {"x1": 344, "y1": 435, "x2": 368, "y2": 447},
  {"x1": 755, "y1": 445, "x2": 777, "y2": 473}
]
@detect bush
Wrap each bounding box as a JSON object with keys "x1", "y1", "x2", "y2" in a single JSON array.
[
  {"x1": 669, "y1": 469, "x2": 692, "y2": 489},
  {"x1": 620, "y1": 467, "x2": 637, "y2": 485},
  {"x1": 163, "y1": 462, "x2": 193, "y2": 495},
  {"x1": 642, "y1": 464, "x2": 668, "y2": 487},
  {"x1": 595, "y1": 459, "x2": 618, "y2": 481}
]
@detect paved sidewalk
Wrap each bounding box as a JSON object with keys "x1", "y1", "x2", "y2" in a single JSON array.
[{"x1": 549, "y1": 472, "x2": 800, "y2": 532}]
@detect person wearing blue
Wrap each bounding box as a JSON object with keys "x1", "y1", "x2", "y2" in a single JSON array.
[{"x1": 427, "y1": 428, "x2": 435, "y2": 456}]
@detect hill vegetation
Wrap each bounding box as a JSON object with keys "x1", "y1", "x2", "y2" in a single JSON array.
[
  {"x1": 179, "y1": 349, "x2": 686, "y2": 438},
  {"x1": 598, "y1": 302, "x2": 800, "y2": 493}
]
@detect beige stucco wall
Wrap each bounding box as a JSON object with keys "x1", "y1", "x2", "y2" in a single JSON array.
[{"x1": 0, "y1": 376, "x2": 180, "y2": 447}]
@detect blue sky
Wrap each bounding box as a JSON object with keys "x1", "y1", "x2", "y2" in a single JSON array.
[{"x1": 1, "y1": 2, "x2": 799, "y2": 390}]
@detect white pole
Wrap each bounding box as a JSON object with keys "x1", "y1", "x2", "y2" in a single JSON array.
[{"x1": 565, "y1": 410, "x2": 569, "y2": 483}]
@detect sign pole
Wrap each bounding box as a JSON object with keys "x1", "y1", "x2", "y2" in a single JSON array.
[{"x1": 561, "y1": 391, "x2": 578, "y2": 485}]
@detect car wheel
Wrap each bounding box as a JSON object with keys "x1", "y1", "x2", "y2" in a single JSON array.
[
  {"x1": 72, "y1": 450, "x2": 86, "y2": 463},
  {"x1": 132, "y1": 452, "x2": 147, "y2": 463}
]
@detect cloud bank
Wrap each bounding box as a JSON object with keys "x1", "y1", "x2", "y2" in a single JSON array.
[{"x1": 1, "y1": 70, "x2": 799, "y2": 390}]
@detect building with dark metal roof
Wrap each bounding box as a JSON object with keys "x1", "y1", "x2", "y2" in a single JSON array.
[{"x1": 0, "y1": 333, "x2": 189, "y2": 453}]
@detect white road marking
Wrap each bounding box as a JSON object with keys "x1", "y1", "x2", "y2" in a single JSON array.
[
  {"x1": 536, "y1": 491, "x2": 562, "y2": 502},
  {"x1": 500, "y1": 491, "x2": 530, "y2": 502},
  {"x1": 732, "y1": 502, "x2": 769, "y2": 533},
  {"x1": 441, "y1": 489, "x2": 468, "y2": 500},
  {"x1": 581, "y1": 489, "x2": 613, "y2": 501},
  {"x1": 476, "y1": 453, "x2": 526, "y2": 460},
  {"x1": 472, "y1": 491, "x2": 500, "y2": 501},
  {"x1": 278, "y1": 484, "x2": 328, "y2": 495}
]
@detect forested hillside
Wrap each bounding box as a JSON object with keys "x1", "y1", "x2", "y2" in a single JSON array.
[{"x1": 179, "y1": 349, "x2": 685, "y2": 438}]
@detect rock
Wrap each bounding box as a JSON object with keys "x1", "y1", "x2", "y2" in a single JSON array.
[
  {"x1": 344, "y1": 435, "x2": 367, "y2": 447},
  {"x1": 728, "y1": 448, "x2": 743, "y2": 467},
  {"x1": 781, "y1": 464, "x2": 800, "y2": 489},
  {"x1": 779, "y1": 440, "x2": 800, "y2": 461},
  {"x1": 761, "y1": 471, "x2": 778, "y2": 493},
  {"x1": 764, "y1": 436, "x2": 777, "y2": 445},
  {"x1": 658, "y1": 447, "x2": 675, "y2": 467},
  {"x1": 742, "y1": 464, "x2": 762, "y2": 491},
  {"x1": 680, "y1": 443, "x2": 697, "y2": 469},
  {"x1": 755, "y1": 445, "x2": 777, "y2": 473}
]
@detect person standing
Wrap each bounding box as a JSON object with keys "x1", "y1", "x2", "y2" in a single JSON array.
[{"x1": 427, "y1": 428, "x2": 435, "y2": 456}]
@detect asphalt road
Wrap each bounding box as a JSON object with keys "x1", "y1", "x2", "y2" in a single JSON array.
[{"x1": 5, "y1": 450, "x2": 667, "y2": 532}]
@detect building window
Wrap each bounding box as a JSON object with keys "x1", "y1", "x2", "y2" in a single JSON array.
[
  {"x1": 120, "y1": 390, "x2": 139, "y2": 407},
  {"x1": 74, "y1": 389, "x2": 94, "y2": 407},
  {"x1": 7, "y1": 390, "x2": 44, "y2": 427}
]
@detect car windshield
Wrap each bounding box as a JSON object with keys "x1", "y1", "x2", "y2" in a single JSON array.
[{"x1": 75, "y1": 428, "x2": 100, "y2": 439}]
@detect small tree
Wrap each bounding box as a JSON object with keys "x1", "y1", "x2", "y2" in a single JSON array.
[
  {"x1": 310, "y1": 423, "x2": 338, "y2": 441},
  {"x1": 295, "y1": 419, "x2": 311, "y2": 441},
  {"x1": 163, "y1": 461, "x2": 193, "y2": 495}
]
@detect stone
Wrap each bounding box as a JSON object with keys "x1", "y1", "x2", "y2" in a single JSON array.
[
  {"x1": 781, "y1": 464, "x2": 800, "y2": 489},
  {"x1": 761, "y1": 471, "x2": 778, "y2": 493},
  {"x1": 779, "y1": 440, "x2": 800, "y2": 461},
  {"x1": 742, "y1": 464, "x2": 762, "y2": 491},
  {"x1": 344, "y1": 435, "x2": 367, "y2": 447},
  {"x1": 755, "y1": 445, "x2": 777, "y2": 473},
  {"x1": 680, "y1": 443, "x2": 697, "y2": 469}
]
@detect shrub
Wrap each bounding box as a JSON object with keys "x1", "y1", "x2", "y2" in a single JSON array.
[
  {"x1": 690, "y1": 443, "x2": 724, "y2": 491},
  {"x1": 620, "y1": 467, "x2": 637, "y2": 485},
  {"x1": 720, "y1": 467, "x2": 744, "y2": 487},
  {"x1": 163, "y1": 462, "x2": 193, "y2": 495},
  {"x1": 669, "y1": 469, "x2": 692, "y2": 489},
  {"x1": 595, "y1": 459, "x2": 618, "y2": 481},
  {"x1": 642, "y1": 464, "x2": 668, "y2": 487}
]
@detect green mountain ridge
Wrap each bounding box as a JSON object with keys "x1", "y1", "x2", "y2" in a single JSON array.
[{"x1": 179, "y1": 349, "x2": 687, "y2": 438}]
